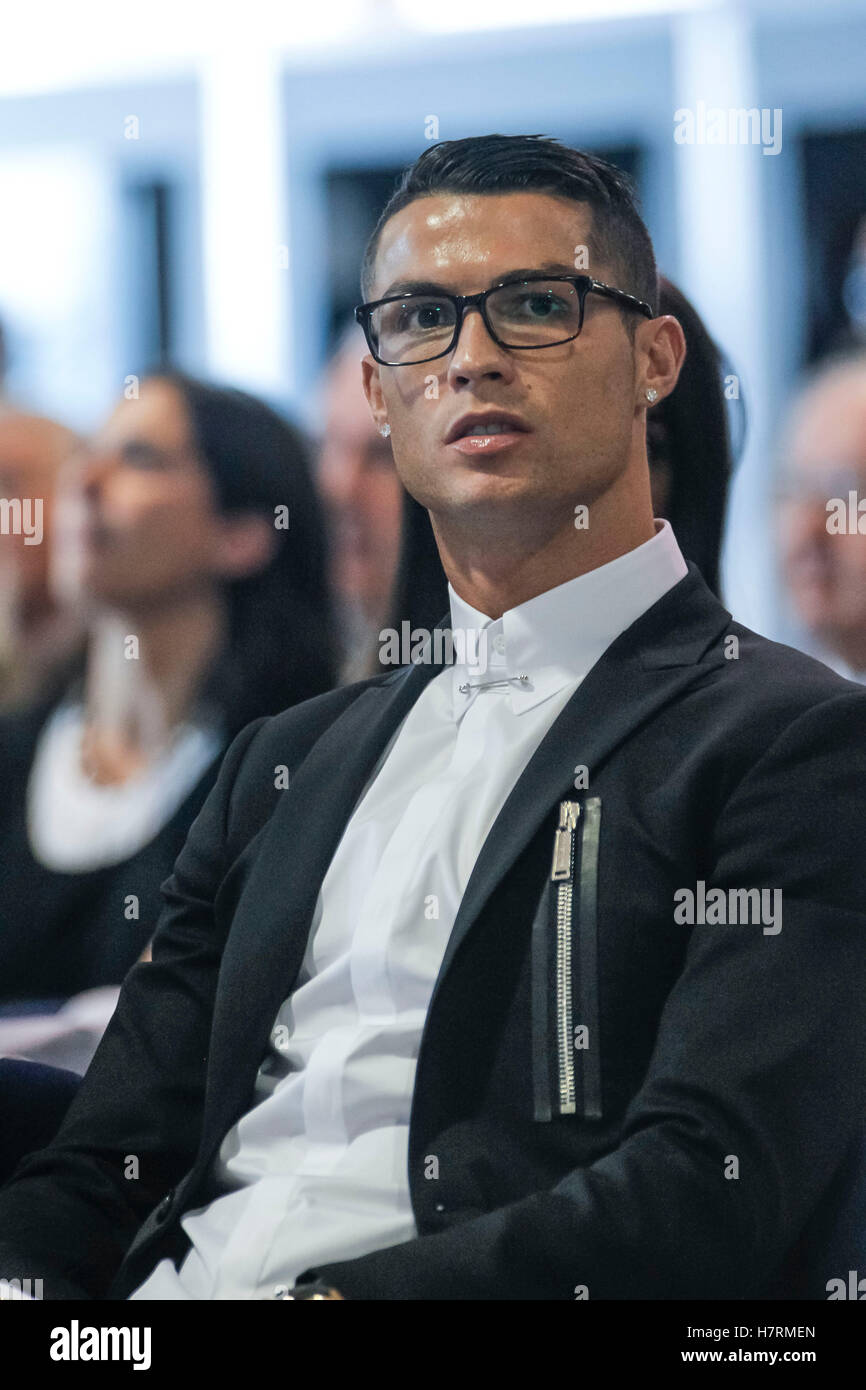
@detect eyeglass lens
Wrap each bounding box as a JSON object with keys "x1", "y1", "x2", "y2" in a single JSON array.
[{"x1": 369, "y1": 280, "x2": 583, "y2": 363}]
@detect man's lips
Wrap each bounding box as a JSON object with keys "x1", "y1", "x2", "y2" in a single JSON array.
[
  {"x1": 444, "y1": 412, "x2": 532, "y2": 444},
  {"x1": 447, "y1": 432, "x2": 530, "y2": 456},
  {"x1": 444, "y1": 412, "x2": 532, "y2": 456}
]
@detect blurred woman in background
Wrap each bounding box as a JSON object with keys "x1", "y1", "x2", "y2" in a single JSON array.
[
  {"x1": 645, "y1": 276, "x2": 741, "y2": 599},
  {"x1": 0, "y1": 370, "x2": 336, "y2": 1014}
]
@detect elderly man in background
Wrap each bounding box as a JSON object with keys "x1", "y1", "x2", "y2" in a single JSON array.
[{"x1": 776, "y1": 351, "x2": 866, "y2": 682}]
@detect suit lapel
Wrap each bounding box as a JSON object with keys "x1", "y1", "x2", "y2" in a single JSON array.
[{"x1": 425, "y1": 565, "x2": 732, "y2": 1017}]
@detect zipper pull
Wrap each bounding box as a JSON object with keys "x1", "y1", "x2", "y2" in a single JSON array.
[{"x1": 550, "y1": 800, "x2": 580, "y2": 880}]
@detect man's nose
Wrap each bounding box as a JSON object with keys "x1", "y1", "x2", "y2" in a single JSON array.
[
  {"x1": 782, "y1": 493, "x2": 832, "y2": 546},
  {"x1": 446, "y1": 306, "x2": 513, "y2": 384},
  {"x1": 75, "y1": 445, "x2": 120, "y2": 497}
]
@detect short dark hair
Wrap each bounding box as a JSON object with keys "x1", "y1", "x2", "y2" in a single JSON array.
[{"x1": 360, "y1": 134, "x2": 658, "y2": 329}]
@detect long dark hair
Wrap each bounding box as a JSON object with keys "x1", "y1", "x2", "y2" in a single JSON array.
[
  {"x1": 648, "y1": 278, "x2": 740, "y2": 598},
  {"x1": 362, "y1": 493, "x2": 447, "y2": 678},
  {"x1": 146, "y1": 370, "x2": 337, "y2": 734}
]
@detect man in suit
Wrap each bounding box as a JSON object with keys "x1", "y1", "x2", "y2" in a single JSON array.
[{"x1": 1, "y1": 133, "x2": 866, "y2": 1302}]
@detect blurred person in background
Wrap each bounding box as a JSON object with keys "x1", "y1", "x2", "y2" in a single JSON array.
[
  {"x1": 316, "y1": 320, "x2": 405, "y2": 681},
  {"x1": 838, "y1": 215, "x2": 866, "y2": 353},
  {"x1": 809, "y1": 212, "x2": 866, "y2": 362},
  {"x1": 646, "y1": 276, "x2": 739, "y2": 599},
  {"x1": 369, "y1": 273, "x2": 739, "y2": 677},
  {"x1": 0, "y1": 315, "x2": 12, "y2": 412},
  {"x1": 0, "y1": 370, "x2": 336, "y2": 1028},
  {"x1": 0, "y1": 410, "x2": 85, "y2": 712},
  {"x1": 775, "y1": 351, "x2": 866, "y2": 681}
]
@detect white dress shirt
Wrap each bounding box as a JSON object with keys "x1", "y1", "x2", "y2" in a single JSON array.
[{"x1": 129, "y1": 520, "x2": 688, "y2": 1300}]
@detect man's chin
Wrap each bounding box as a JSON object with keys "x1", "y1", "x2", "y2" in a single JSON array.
[{"x1": 428, "y1": 467, "x2": 541, "y2": 509}]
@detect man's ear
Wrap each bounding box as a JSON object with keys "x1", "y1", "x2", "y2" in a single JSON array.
[
  {"x1": 638, "y1": 314, "x2": 688, "y2": 408},
  {"x1": 213, "y1": 511, "x2": 278, "y2": 580},
  {"x1": 361, "y1": 354, "x2": 387, "y2": 432}
]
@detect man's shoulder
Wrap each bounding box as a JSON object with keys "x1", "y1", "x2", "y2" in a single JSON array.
[
  {"x1": 720, "y1": 620, "x2": 866, "y2": 709},
  {"x1": 258, "y1": 667, "x2": 407, "y2": 751},
  {"x1": 220, "y1": 668, "x2": 411, "y2": 817},
  {"x1": 681, "y1": 617, "x2": 866, "y2": 768},
  {"x1": 650, "y1": 566, "x2": 866, "y2": 725}
]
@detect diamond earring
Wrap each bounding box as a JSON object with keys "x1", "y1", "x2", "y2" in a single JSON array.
[
  {"x1": 379, "y1": 423, "x2": 391, "y2": 437},
  {"x1": 645, "y1": 388, "x2": 658, "y2": 403}
]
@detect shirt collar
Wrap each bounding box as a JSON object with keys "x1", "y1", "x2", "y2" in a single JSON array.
[{"x1": 448, "y1": 518, "x2": 688, "y2": 719}]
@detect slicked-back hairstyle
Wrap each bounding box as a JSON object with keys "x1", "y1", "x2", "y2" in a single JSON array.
[{"x1": 360, "y1": 134, "x2": 658, "y2": 334}]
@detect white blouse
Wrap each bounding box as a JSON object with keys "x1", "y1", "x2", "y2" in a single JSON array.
[{"x1": 26, "y1": 701, "x2": 223, "y2": 873}]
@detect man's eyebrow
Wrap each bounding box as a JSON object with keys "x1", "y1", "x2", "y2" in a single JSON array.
[{"x1": 377, "y1": 262, "x2": 580, "y2": 299}]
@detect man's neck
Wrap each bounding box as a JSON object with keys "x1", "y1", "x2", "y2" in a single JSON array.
[
  {"x1": 434, "y1": 510, "x2": 657, "y2": 621},
  {"x1": 81, "y1": 588, "x2": 226, "y2": 781}
]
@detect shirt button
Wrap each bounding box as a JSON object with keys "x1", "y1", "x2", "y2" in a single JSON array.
[
  {"x1": 492, "y1": 634, "x2": 506, "y2": 655},
  {"x1": 435, "y1": 1203, "x2": 445, "y2": 1212}
]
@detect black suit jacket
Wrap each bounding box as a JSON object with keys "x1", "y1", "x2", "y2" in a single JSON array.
[{"x1": 2, "y1": 564, "x2": 866, "y2": 1300}]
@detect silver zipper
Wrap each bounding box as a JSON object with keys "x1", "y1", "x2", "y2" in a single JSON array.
[{"x1": 551, "y1": 800, "x2": 580, "y2": 1115}]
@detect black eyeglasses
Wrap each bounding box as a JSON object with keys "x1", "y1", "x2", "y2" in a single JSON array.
[{"x1": 354, "y1": 274, "x2": 654, "y2": 366}]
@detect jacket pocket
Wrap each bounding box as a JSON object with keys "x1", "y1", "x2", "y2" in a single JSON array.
[{"x1": 530, "y1": 795, "x2": 602, "y2": 1122}]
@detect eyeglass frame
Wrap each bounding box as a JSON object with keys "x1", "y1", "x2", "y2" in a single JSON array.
[{"x1": 353, "y1": 273, "x2": 655, "y2": 366}]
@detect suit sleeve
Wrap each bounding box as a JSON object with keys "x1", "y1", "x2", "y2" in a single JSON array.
[
  {"x1": 0, "y1": 716, "x2": 268, "y2": 1300},
  {"x1": 305, "y1": 690, "x2": 866, "y2": 1299}
]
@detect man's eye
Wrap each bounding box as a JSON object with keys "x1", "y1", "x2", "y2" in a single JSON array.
[
  {"x1": 122, "y1": 443, "x2": 164, "y2": 468},
  {"x1": 395, "y1": 301, "x2": 451, "y2": 332},
  {"x1": 507, "y1": 291, "x2": 568, "y2": 318}
]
